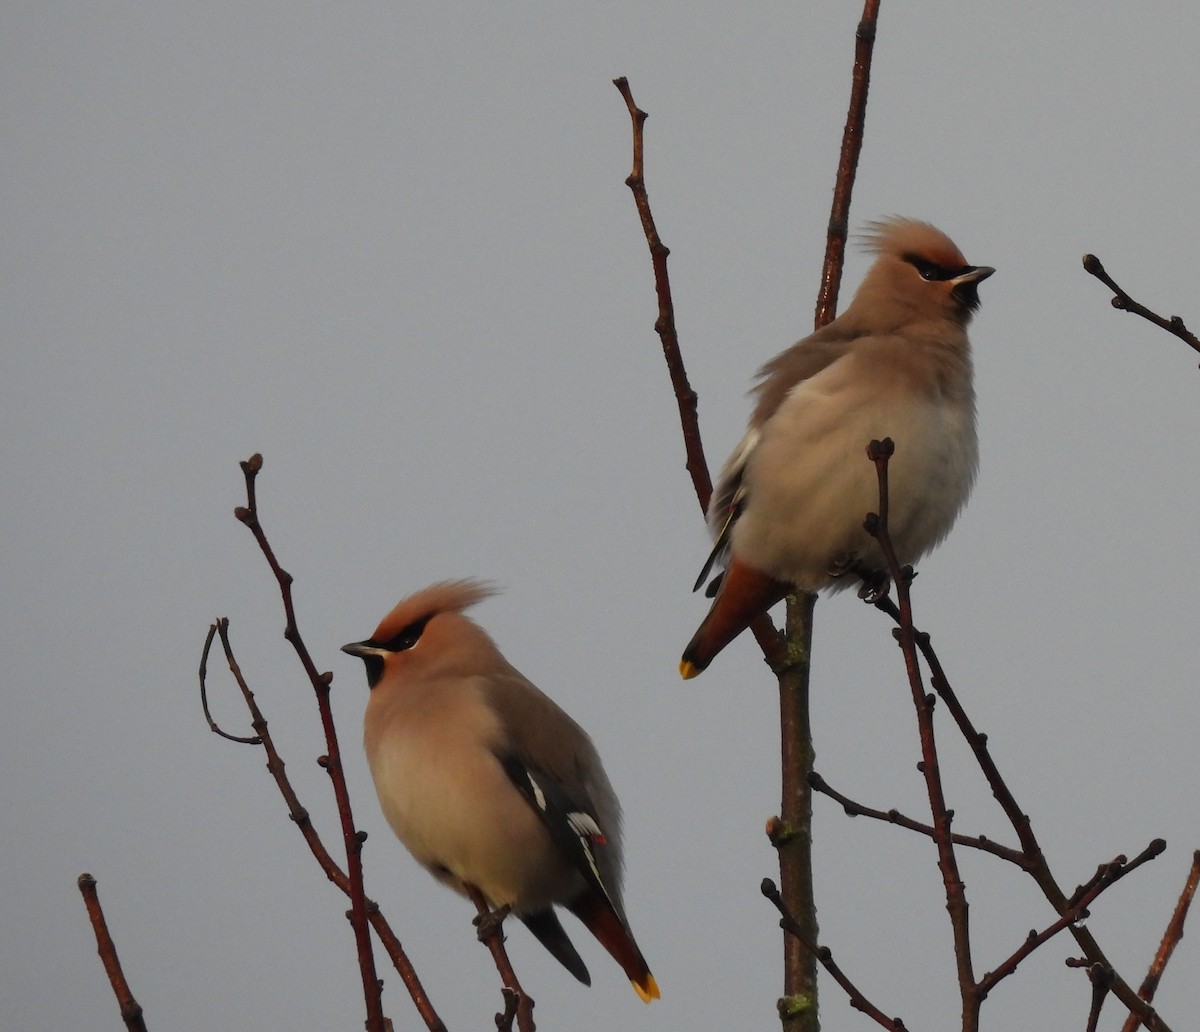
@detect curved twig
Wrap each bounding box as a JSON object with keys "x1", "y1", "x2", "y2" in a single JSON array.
[
  {"x1": 200, "y1": 615, "x2": 446, "y2": 1031},
  {"x1": 197, "y1": 621, "x2": 261, "y2": 744}
]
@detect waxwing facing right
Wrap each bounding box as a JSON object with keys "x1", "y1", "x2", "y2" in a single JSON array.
[{"x1": 683, "y1": 218, "x2": 994, "y2": 678}]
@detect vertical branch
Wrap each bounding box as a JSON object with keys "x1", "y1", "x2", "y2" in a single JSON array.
[
  {"x1": 466, "y1": 888, "x2": 536, "y2": 1032},
  {"x1": 866, "y1": 440, "x2": 978, "y2": 1031},
  {"x1": 77, "y1": 874, "x2": 149, "y2": 1032},
  {"x1": 770, "y1": 591, "x2": 820, "y2": 1029},
  {"x1": 776, "y1": 4, "x2": 884, "y2": 1026},
  {"x1": 815, "y1": 0, "x2": 882, "y2": 328},
  {"x1": 232, "y1": 454, "x2": 386, "y2": 1032},
  {"x1": 619, "y1": 6, "x2": 882, "y2": 1029}
]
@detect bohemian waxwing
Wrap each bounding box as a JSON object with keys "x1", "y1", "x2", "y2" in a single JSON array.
[
  {"x1": 682, "y1": 217, "x2": 993, "y2": 678},
  {"x1": 343, "y1": 580, "x2": 659, "y2": 1002}
]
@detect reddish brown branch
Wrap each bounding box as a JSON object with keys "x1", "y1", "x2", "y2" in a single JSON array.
[
  {"x1": 77, "y1": 874, "x2": 149, "y2": 1032},
  {"x1": 866, "y1": 438, "x2": 978, "y2": 1030},
  {"x1": 199, "y1": 615, "x2": 445, "y2": 1030},
  {"x1": 1085, "y1": 963, "x2": 1116, "y2": 1032},
  {"x1": 807, "y1": 771, "x2": 1025, "y2": 866},
  {"x1": 870, "y1": 554, "x2": 1174, "y2": 1031},
  {"x1": 1121, "y1": 850, "x2": 1200, "y2": 1032},
  {"x1": 231, "y1": 455, "x2": 385, "y2": 1032},
  {"x1": 612, "y1": 75, "x2": 713, "y2": 512},
  {"x1": 611, "y1": 76, "x2": 785, "y2": 672},
  {"x1": 466, "y1": 887, "x2": 535, "y2": 1032},
  {"x1": 1082, "y1": 254, "x2": 1200, "y2": 357},
  {"x1": 762, "y1": 878, "x2": 907, "y2": 1031},
  {"x1": 815, "y1": 0, "x2": 881, "y2": 327},
  {"x1": 980, "y1": 841, "x2": 1166, "y2": 997}
]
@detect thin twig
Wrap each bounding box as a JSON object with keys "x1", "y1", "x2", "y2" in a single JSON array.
[
  {"x1": 866, "y1": 438, "x2": 979, "y2": 1031},
  {"x1": 807, "y1": 771, "x2": 1025, "y2": 866},
  {"x1": 230, "y1": 454, "x2": 385, "y2": 1032},
  {"x1": 980, "y1": 841, "x2": 1166, "y2": 997},
  {"x1": 871, "y1": 581, "x2": 1174, "y2": 1031},
  {"x1": 197, "y1": 621, "x2": 260, "y2": 744},
  {"x1": 611, "y1": 76, "x2": 786, "y2": 671},
  {"x1": 815, "y1": 0, "x2": 882, "y2": 327},
  {"x1": 466, "y1": 886, "x2": 535, "y2": 1032},
  {"x1": 1082, "y1": 254, "x2": 1200, "y2": 357},
  {"x1": 1120, "y1": 850, "x2": 1200, "y2": 1032},
  {"x1": 198, "y1": 617, "x2": 445, "y2": 1029},
  {"x1": 612, "y1": 75, "x2": 712, "y2": 512},
  {"x1": 77, "y1": 874, "x2": 149, "y2": 1032},
  {"x1": 762, "y1": 878, "x2": 907, "y2": 1032},
  {"x1": 1085, "y1": 964, "x2": 1115, "y2": 1032}
]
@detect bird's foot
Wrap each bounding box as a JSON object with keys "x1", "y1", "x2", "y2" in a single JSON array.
[
  {"x1": 856, "y1": 571, "x2": 891, "y2": 603},
  {"x1": 473, "y1": 902, "x2": 512, "y2": 941},
  {"x1": 827, "y1": 550, "x2": 859, "y2": 579}
]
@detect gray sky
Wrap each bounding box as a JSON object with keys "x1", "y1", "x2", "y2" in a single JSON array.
[{"x1": 5, "y1": 3, "x2": 1199, "y2": 1030}]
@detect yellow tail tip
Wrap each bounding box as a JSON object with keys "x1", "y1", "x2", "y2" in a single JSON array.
[
  {"x1": 632, "y1": 973, "x2": 661, "y2": 1002},
  {"x1": 679, "y1": 659, "x2": 700, "y2": 680}
]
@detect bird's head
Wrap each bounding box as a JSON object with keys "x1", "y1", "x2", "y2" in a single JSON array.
[
  {"x1": 342, "y1": 579, "x2": 500, "y2": 687},
  {"x1": 853, "y1": 216, "x2": 994, "y2": 327}
]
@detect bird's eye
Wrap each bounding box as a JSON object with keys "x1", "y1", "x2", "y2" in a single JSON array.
[
  {"x1": 382, "y1": 617, "x2": 429, "y2": 652},
  {"x1": 907, "y1": 255, "x2": 950, "y2": 282}
]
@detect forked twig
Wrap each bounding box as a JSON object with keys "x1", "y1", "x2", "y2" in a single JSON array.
[
  {"x1": 197, "y1": 616, "x2": 446, "y2": 1030},
  {"x1": 865, "y1": 457, "x2": 1173, "y2": 1032}
]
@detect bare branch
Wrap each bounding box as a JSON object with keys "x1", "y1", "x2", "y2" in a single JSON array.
[
  {"x1": 611, "y1": 76, "x2": 786, "y2": 672},
  {"x1": 1120, "y1": 850, "x2": 1200, "y2": 1032},
  {"x1": 77, "y1": 874, "x2": 149, "y2": 1032},
  {"x1": 807, "y1": 771, "x2": 1025, "y2": 866},
  {"x1": 762, "y1": 878, "x2": 907, "y2": 1032},
  {"x1": 870, "y1": 547, "x2": 1174, "y2": 1031},
  {"x1": 1082, "y1": 253, "x2": 1200, "y2": 358},
  {"x1": 467, "y1": 886, "x2": 535, "y2": 1032},
  {"x1": 612, "y1": 75, "x2": 712, "y2": 513},
  {"x1": 230, "y1": 454, "x2": 386, "y2": 1031},
  {"x1": 775, "y1": 7, "x2": 884, "y2": 1023},
  {"x1": 865, "y1": 438, "x2": 979, "y2": 1030},
  {"x1": 200, "y1": 615, "x2": 446, "y2": 1030},
  {"x1": 815, "y1": 0, "x2": 882, "y2": 327},
  {"x1": 1085, "y1": 964, "x2": 1115, "y2": 1032},
  {"x1": 197, "y1": 620, "x2": 261, "y2": 744},
  {"x1": 980, "y1": 841, "x2": 1167, "y2": 997}
]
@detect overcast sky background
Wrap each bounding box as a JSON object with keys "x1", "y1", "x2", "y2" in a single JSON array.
[{"x1": 5, "y1": 3, "x2": 1199, "y2": 1030}]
